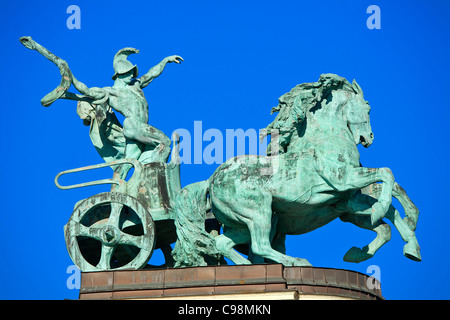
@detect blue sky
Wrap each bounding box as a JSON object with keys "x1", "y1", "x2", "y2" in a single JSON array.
[{"x1": 0, "y1": 0, "x2": 449, "y2": 299}]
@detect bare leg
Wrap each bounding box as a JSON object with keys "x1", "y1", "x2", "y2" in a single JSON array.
[
  {"x1": 123, "y1": 118, "x2": 171, "y2": 160},
  {"x1": 113, "y1": 118, "x2": 172, "y2": 181},
  {"x1": 113, "y1": 140, "x2": 145, "y2": 181}
]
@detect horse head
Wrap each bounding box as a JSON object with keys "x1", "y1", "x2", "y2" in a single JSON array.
[
  {"x1": 343, "y1": 80, "x2": 374, "y2": 148},
  {"x1": 264, "y1": 75, "x2": 374, "y2": 154}
]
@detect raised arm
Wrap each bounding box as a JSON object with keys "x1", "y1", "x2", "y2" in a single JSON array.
[
  {"x1": 138, "y1": 55, "x2": 183, "y2": 89},
  {"x1": 20, "y1": 36, "x2": 108, "y2": 106},
  {"x1": 20, "y1": 36, "x2": 73, "y2": 106}
]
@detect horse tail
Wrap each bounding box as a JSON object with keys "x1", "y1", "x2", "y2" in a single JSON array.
[{"x1": 172, "y1": 179, "x2": 221, "y2": 267}]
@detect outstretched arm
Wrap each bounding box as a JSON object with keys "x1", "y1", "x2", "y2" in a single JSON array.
[
  {"x1": 59, "y1": 91, "x2": 94, "y2": 102},
  {"x1": 138, "y1": 55, "x2": 183, "y2": 89},
  {"x1": 20, "y1": 36, "x2": 73, "y2": 106},
  {"x1": 20, "y1": 36, "x2": 108, "y2": 106},
  {"x1": 71, "y1": 75, "x2": 108, "y2": 103}
]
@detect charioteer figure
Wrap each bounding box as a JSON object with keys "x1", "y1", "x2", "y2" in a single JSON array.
[
  {"x1": 20, "y1": 36, "x2": 183, "y2": 179},
  {"x1": 20, "y1": 36, "x2": 187, "y2": 270}
]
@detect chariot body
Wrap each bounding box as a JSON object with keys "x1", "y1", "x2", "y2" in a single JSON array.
[
  {"x1": 56, "y1": 156, "x2": 182, "y2": 272},
  {"x1": 18, "y1": 36, "x2": 192, "y2": 271}
]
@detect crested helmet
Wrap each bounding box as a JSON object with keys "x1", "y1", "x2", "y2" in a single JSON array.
[{"x1": 112, "y1": 47, "x2": 139, "y2": 80}]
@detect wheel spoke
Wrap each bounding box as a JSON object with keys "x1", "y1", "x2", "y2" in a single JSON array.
[
  {"x1": 119, "y1": 232, "x2": 149, "y2": 250},
  {"x1": 108, "y1": 202, "x2": 123, "y2": 227},
  {"x1": 96, "y1": 245, "x2": 115, "y2": 270},
  {"x1": 76, "y1": 224, "x2": 103, "y2": 242}
]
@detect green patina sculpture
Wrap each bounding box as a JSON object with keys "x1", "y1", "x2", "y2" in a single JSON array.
[
  {"x1": 172, "y1": 74, "x2": 421, "y2": 267},
  {"x1": 21, "y1": 36, "x2": 183, "y2": 270},
  {"x1": 20, "y1": 36, "x2": 182, "y2": 176},
  {"x1": 21, "y1": 37, "x2": 420, "y2": 271}
]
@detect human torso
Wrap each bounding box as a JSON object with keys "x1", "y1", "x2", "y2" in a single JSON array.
[{"x1": 106, "y1": 82, "x2": 149, "y2": 123}]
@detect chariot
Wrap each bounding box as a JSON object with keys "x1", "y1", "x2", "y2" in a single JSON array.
[{"x1": 56, "y1": 154, "x2": 182, "y2": 272}]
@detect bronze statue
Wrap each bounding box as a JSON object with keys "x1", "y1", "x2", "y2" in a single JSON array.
[{"x1": 21, "y1": 37, "x2": 420, "y2": 271}]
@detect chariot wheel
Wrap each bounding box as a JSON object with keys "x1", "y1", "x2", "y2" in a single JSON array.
[{"x1": 64, "y1": 192, "x2": 155, "y2": 272}]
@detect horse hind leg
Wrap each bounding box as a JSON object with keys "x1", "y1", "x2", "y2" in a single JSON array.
[
  {"x1": 214, "y1": 221, "x2": 279, "y2": 265},
  {"x1": 248, "y1": 215, "x2": 280, "y2": 264},
  {"x1": 246, "y1": 191, "x2": 312, "y2": 267},
  {"x1": 248, "y1": 222, "x2": 311, "y2": 266},
  {"x1": 215, "y1": 227, "x2": 252, "y2": 265}
]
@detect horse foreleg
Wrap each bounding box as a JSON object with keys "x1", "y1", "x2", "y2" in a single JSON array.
[
  {"x1": 368, "y1": 182, "x2": 419, "y2": 231},
  {"x1": 341, "y1": 190, "x2": 421, "y2": 262},
  {"x1": 364, "y1": 183, "x2": 421, "y2": 261},
  {"x1": 346, "y1": 167, "x2": 395, "y2": 225},
  {"x1": 393, "y1": 183, "x2": 419, "y2": 231},
  {"x1": 385, "y1": 206, "x2": 421, "y2": 262},
  {"x1": 340, "y1": 198, "x2": 391, "y2": 263}
]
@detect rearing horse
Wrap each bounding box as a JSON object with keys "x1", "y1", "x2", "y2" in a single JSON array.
[{"x1": 172, "y1": 74, "x2": 420, "y2": 267}]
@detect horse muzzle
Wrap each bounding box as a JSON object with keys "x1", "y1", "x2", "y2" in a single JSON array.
[{"x1": 360, "y1": 133, "x2": 374, "y2": 148}]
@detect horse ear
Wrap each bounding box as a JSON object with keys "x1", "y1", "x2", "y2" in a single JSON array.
[{"x1": 352, "y1": 79, "x2": 363, "y2": 97}]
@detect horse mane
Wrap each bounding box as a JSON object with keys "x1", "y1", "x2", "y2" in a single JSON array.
[{"x1": 264, "y1": 74, "x2": 356, "y2": 155}]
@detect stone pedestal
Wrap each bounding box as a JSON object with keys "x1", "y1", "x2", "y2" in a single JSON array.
[{"x1": 79, "y1": 264, "x2": 383, "y2": 300}]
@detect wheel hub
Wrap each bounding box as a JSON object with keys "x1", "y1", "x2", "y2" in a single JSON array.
[{"x1": 101, "y1": 225, "x2": 121, "y2": 246}]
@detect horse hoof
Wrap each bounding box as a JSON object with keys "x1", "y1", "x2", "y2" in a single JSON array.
[
  {"x1": 343, "y1": 246, "x2": 372, "y2": 263},
  {"x1": 292, "y1": 258, "x2": 312, "y2": 267},
  {"x1": 404, "y1": 242, "x2": 421, "y2": 262}
]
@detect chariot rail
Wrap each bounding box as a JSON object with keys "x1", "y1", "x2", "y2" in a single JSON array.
[{"x1": 55, "y1": 158, "x2": 142, "y2": 190}]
